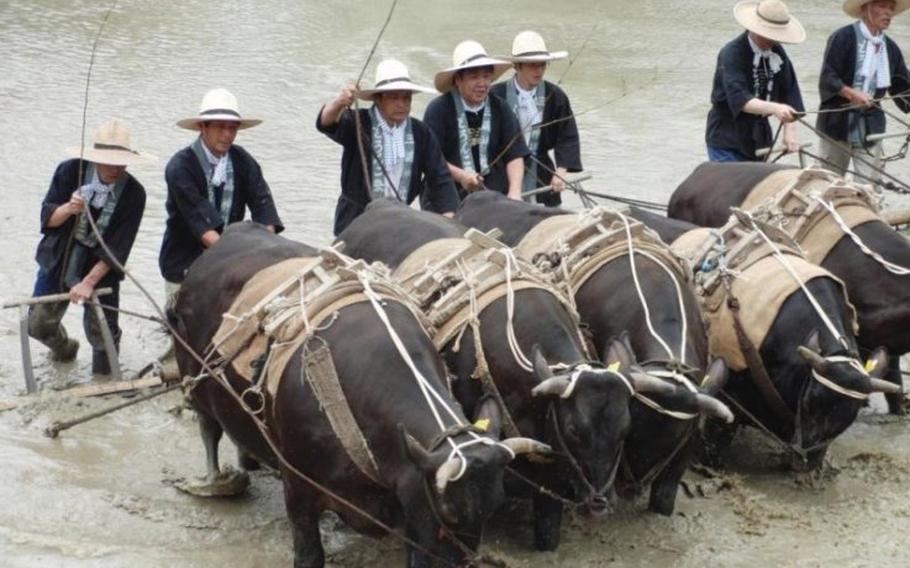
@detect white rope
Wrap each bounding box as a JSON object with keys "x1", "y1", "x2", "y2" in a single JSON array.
[
  {"x1": 810, "y1": 355, "x2": 870, "y2": 400},
  {"x1": 743, "y1": 211, "x2": 851, "y2": 351},
  {"x1": 358, "y1": 275, "x2": 512, "y2": 484},
  {"x1": 616, "y1": 212, "x2": 688, "y2": 363},
  {"x1": 503, "y1": 250, "x2": 534, "y2": 373},
  {"x1": 812, "y1": 196, "x2": 910, "y2": 276}
]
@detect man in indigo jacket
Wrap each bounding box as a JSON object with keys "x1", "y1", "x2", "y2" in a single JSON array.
[
  {"x1": 160, "y1": 88, "x2": 283, "y2": 304},
  {"x1": 424, "y1": 40, "x2": 529, "y2": 201},
  {"x1": 816, "y1": 0, "x2": 910, "y2": 185},
  {"x1": 318, "y1": 58, "x2": 459, "y2": 235},
  {"x1": 29, "y1": 119, "x2": 152, "y2": 374}
]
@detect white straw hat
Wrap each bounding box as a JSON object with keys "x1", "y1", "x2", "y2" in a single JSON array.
[
  {"x1": 734, "y1": 0, "x2": 806, "y2": 44},
  {"x1": 843, "y1": 0, "x2": 910, "y2": 19},
  {"x1": 502, "y1": 31, "x2": 568, "y2": 63},
  {"x1": 356, "y1": 59, "x2": 437, "y2": 100},
  {"x1": 434, "y1": 40, "x2": 512, "y2": 92},
  {"x1": 65, "y1": 119, "x2": 156, "y2": 166},
  {"x1": 177, "y1": 88, "x2": 262, "y2": 131}
]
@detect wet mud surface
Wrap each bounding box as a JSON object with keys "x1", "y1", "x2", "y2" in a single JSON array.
[{"x1": 2, "y1": 368, "x2": 909, "y2": 567}]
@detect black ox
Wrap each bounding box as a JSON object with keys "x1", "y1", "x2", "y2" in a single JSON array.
[
  {"x1": 669, "y1": 162, "x2": 910, "y2": 413},
  {"x1": 456, "y1": 191, "x2": 732, "y2": 515},
  {"x1": 630, "y1": 207, "x2": 898, "y2": 469},
  {"x1": 338, "y1": 200, "x2": 678, "y2": 550},
  {"x1": 171, "y1": 223, "x2": 542, "y2": 568}
]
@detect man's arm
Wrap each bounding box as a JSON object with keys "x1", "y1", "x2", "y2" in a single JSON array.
[
  {"x1": 506, "y1": 157, "x2": 524, "y2": 200},
  {"x1": 69, "y1": 260, "x2": 110, "y2": 304}
]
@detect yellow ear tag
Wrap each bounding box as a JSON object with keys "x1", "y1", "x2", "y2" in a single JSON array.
[
  {"x1": 607, "y1": 361, "x2": 621, "y2": 373},
  {"x1": 474, "y1": 418, "x2": 490, "y2": 432},
  {"x1": 701, "y1": 374, "x2": 711, "y2": 388},
  {"x1": 865, "y1": 359, "x2": 877, "y2": 373}
]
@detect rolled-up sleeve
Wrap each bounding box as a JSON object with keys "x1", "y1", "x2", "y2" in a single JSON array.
[{"x1": 720, "y1": 49, "x2": 755, "y2": 119}]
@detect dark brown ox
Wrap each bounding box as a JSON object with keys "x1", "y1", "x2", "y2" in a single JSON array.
[
  {"x1": 171, "y1": 222, "x2": 544, "y2": 568},
  {"x1": 454, "y1": 190, "x2": 733, "y2": 515},
  {"x1": 337, "y1": 200, "x2": 677, "y2": 551},
  {"x1": 669, "y1": 162, "x2": 910, "y2": 413}
]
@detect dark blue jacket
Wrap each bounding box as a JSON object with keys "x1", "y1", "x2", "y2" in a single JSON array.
[
  {"x1": 423, "y1": 92, "x2": 530, "y2": 200},
  {"x1": 159, "y1": 143, "x2": 283, "y2": 282},
  {"x1": 705, "y1": 32, "x2": 804, "y2": 159},
  {"x1": 816, "y1": 23, "x2": 910, "y2": 141},
  {"x1": 35, "y1": 158, "x2": 145, "y2": 286},
  {"x1": 316, "y1": 108, "x2": 459, "y2": 235}
]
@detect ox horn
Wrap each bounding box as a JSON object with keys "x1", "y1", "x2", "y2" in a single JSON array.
[
  {"x1": 628, "y1": 371, "x2": 676, "y2": 395},
  {"x1": 532, "y1": 344, "x2": 553, "y2": 379},
  {"x1": 869, "y1": 378, "x2": 903, "y2": 395},
  {"x1": 435, "y1": 456, "x2": 464, "y2": 494},
  {"x1": 796, "y1": 345, "x2": 828, "y2": 373},
  {"x1": 696, "y1": 394, "x2": 734, "y2": 424},
  {"x1": 499, "y1": 437, "x2": 552, "y2": 457},
  {"x1": 531, "y1": 375, "x2": 572, "y2": 398}
]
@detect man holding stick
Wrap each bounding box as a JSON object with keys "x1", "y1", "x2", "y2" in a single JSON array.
[{"x1": 28, "y1": 119, "x2": 153, "y2": 374}]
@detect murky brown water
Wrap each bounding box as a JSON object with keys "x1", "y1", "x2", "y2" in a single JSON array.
[{"x1": 3, "y1": 1, "x2": 910, "y2": 566}]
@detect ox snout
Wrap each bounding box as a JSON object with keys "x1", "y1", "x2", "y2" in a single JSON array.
[{"x1": 582, "y1": 493, "x2": 612, "y2": 518}]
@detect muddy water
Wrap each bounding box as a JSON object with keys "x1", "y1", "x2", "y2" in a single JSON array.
[{"x1": 2, "y1": 1, "x2": 910, "y2": 566}]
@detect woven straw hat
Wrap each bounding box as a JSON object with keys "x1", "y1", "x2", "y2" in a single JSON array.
[
  {"x1": 734, "y1": 0, "x2": 806, "y2": 44},
  {"x1": 434, "y1": 40, "x2": 512, "y2": 92},
  {"x1": 356, "y1": 59, "x2": 437, "y2": 100},
  {"x1": 65, "y1": 119, "x2": 156, "y2": 166},
  {"x1": 502, "y1": 31, "x2": 568, "y2": 63},
  {"x1": 843, "y1": 0, "x2": 910, "y2": 19},
  {"x1": 177, "y1": 88, "x2": 262, "y2": 131}
]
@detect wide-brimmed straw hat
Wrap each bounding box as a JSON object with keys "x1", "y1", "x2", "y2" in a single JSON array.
[
  {"x1": 65, "y1": 119, "x2": 156, "y2": 166},
  {"x1": 177, "y1": 88, "x2": 262, "y2": 131},
  {"x1": 843, "y1": 0, "x2": 910, "y2": 19},
  {"x1": 434, "y1": 40, "x2": 512, "y2": 92},
  {"x1": 502, "y1": 31, "x2": 568, "y2": 63},
  {"x1": 734, "y1": 0, "x2": 806, "y2": 44},
  {"x1": 356, "y1": 59, "x2": 437, "y2": 100}
]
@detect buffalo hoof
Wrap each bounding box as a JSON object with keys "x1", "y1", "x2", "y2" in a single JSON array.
[
  {"x1": 175, "y1": 466, "x2": 250, "y2": 497},
  {"x1": 886, "y1": 393, "x2": 910, "y2": 416}
]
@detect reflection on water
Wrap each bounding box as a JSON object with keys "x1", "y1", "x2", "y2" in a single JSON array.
[{"x1": 2, "y1": 1, "x2": 910, "y2": 566}]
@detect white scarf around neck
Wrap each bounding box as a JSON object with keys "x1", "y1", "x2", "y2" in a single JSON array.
[
  {"x1": 747, "y1": 35, "x2": 783, "y2": 77},
  {"x1": 201, "y1": 140, "x2": 229, "y2": 186},
  {"x1": 858, "y1": 20, "x2": 891, "y2": 92}
]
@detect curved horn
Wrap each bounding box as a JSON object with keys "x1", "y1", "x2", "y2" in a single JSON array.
[
  {"x1": 532, "y1": 344, "x2": 553, "y2": 379},
  {"x1": 870, "y1": 378, "x2": 903, "y2": 395},
  {"x1": 499, "y1": 437, "x2": 552, "y2": 457},
  {"x1": 531, "y1": 376, "x2": 572, "y2": 398},
  {"x1": 796, "y1": 345, "x2": 828, "y2": 373},
  {"x1": 696, "y1": 394, "x2": 735, "y2": 424},
  {"x1": 628, "y1": 371, "x2": 676, "y2": 395},
  {"x1": 435, "y1": 456, "x2": 463, "y2": 494}
]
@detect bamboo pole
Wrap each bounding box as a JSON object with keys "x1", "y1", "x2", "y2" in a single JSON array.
[{"x1": 2, "y1": 288, "x2": 113, "y2": 309}]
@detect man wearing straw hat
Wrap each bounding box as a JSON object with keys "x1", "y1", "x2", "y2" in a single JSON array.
[
  {"x1": 318, "y1": 58, "x2": 459, "y2": 235},
  {"x1": 492, "y1": 30, "x2": 582, "y2": 207},
  {"x1": 816, "y1": 0, "x2": 910, "y2": 184},
  {"x1": 424, "y1": 40, "x2": 530, "y2": 200},
  {"x1": 705, "y1": 0, "x2": 806, "y2": 162},
  {"x1": 160, "y1": 88, "x2": 283, "y2": 302},
  {"x1": 28, "y1": 119, "x2": 153, "y2": 374}
]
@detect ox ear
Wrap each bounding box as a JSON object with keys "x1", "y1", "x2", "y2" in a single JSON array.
[
  {"x1": 700, "y1": 357, "x2": 729, "y2": 395},
  {"x1": 472, "y1": 397, "x2": 503, "y2": 439},
  {"x1": 602, "y1": 332, "x2": 636, "y2": 370},
  {"x1": 532, "y1": 344, "x2": 553, "y2": 379},
  {"x1": 398, "y1": 424, "x2": 435, "y2": 472},
  {"x1": 865, "y1": 347, "x2": 889, "y2": 380}
]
